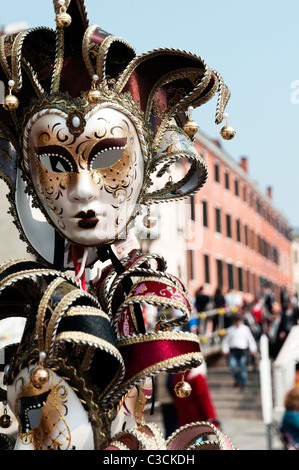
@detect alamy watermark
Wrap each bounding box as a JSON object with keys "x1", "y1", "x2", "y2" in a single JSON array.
[{"x1": 290, "y1": 80, "x2": 299, "y2": 104}]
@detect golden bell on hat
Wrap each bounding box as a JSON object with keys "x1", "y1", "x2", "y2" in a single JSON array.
[
  {"x1": 55, "y1": 0, "x2": 72, "y2": 28},
  {"x1": 174, "y1": 373, "x2": 192, "y2": 398},
  {"x1": 30, "y1": 351, "x2": 50, "y2": 389},
  {"x1": 30, "y1": 367, "x2": 50, "y2": 389},
  {"x1": 0, "y1": 414, "x2": 12, "y2": 429},
  {"x1": 0, "y1": 404, "x2": 12, "y2": 429},
  {"x1": 4, "y1": 80, "x2": 19, "y2": 111},
  {"x1": 88, "y1": 74, "x2": 101, "y2": 104},
  {"x1": 220, "y1": 113, "x2": 236, "y2": 140},
  {"x1": 183, "y1": 106, "x2": 199, "y2": 139}
]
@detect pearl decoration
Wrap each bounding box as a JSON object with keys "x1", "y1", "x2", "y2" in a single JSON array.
[
  {"x1": 72, "y1": 116, "x2": 81, "y2": 128},
  {"x1": 8, "y1": 80, "x2": 15, "y2": 87},
  {"x1": 39, "y1": 351, "x2": 47, "y2": 361}
]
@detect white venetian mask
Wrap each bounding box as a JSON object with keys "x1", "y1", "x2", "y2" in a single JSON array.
[{"x1": 25, "y1": 105, "x2": 144, "y2": 247}]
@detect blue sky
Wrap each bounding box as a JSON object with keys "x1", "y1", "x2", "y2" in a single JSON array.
[{"x1": 1, "y1": 0, "x2": 299, "y2": 227}]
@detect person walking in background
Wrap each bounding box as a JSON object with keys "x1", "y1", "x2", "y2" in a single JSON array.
[
  {"x1": 212, "y1": 287, "x2": 226, "y2": 330},
  {"x1": 195, "y1": 285, "x2": 210, "y2": 313},
  {"x1": 281, "y1": 386, "x2": 299, "y2": 447},
  {"x1": 268, "y1": 301, "x2": 283, "y2": 359},
  {"x1": 251, "y1": 296, "x2": 263, "y2": 335},
  {"x1": 274, "y1": 300, "x2": 298, "y2": 356},
  {"x1": 214, "y1": 287, "x2": 225, "y2": 310},
  {"x1": 280, "y1": 285, "x2": 290, "y2": 313},
  {"x1": 262, "y1": 283, "x2": 275, "y2": 332},
  {"x1": 222, "y1": 314, "x2": 257, "y2": 390}
]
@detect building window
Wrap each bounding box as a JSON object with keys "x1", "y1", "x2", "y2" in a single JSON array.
[
  {"x1": 204, "y1": 254, "x2": 210, "y2": 284},
  {"x1": 216, "y1": 259, "x2": 223, "y2": 288},
  {"x1": 244, "y1": 224, "x2": 248, "y2": 246},
  {"x1": 234, "y1": 178, "x2": 239, "y2": 196},
  {"x1": 216, "y1": 207, "x2": 221, "y2": 233},
  {"x1": 236, "y1": 219, "x2": 241, "y2": 242},
  {"x1": 190, "y1": 195, "x2": 195, "y2": 221},
  {"x1": 257, "y1": 198, "x2": 261, "y2": 215},
  {"x1": 214, "y1": 162, "x2": 220, "y2": 182},
  {"x1": 243, "y1": 184, "x2": 247, "y2": 203},
  {"x1": 188, "y1": 250, "x2": 195, "y2": 280},
  {"x1": 227, "y1": 263, "x2": 234, "y2": 290},
  {"x1": 226, "y1": 214, "x2": 232, "y2": 238},
  {"x1": 225, "y1": 171, "x2": 229, "y2": 190},
  {"x1": 203, "y1": 200, "x2": 208, "y2": 227},
  {"x1": 238, "y1": 266, "x2": 243, "y2": 291}
]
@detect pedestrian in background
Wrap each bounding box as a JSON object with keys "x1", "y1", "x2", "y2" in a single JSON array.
[
  {"x1": 195, "y1": 285, "x2": 210, "y2": 313},
  {"x1": 274, "y1": 300, "x2": 298, "y2": 356},
  {"x1": 222, "y1": 314, "x2": 257, "y2": 390},
  {"x1": 281, "y1": 386, "x2": 299, "y2": 447}
]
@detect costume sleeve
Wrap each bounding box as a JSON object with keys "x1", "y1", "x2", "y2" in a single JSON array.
[
  {"x1": 246, "y1": 326, "x2": 257, "y2": 353},
  {"x1": 193, "y1": 374, "x2": 218, "y2": 423},
  {"x1": 221, "y1": 330, "x2": 230, "y2": 354}
]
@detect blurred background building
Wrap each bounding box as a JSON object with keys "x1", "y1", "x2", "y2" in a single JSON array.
[{"x1": 185, "y1": 130, "x2": 293, "y2": 302}]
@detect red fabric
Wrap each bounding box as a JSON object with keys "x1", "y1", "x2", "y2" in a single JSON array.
[
  {"x1": 251, "y1": 304, "x2": 263, "y2": 324},
  {"x1": 119, "y1": 338, "x2": 200, "y2": 383},
  {"x1": 172, "y1": 371, "x2": 218, "y2": 427},
  {"x1": 72, "y1": 245, "x2": 87, "y2": 291}
]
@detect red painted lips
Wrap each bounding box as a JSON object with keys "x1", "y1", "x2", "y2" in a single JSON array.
[{"x1": 75, "y1": 210, "x2": 98, "y2": 229}]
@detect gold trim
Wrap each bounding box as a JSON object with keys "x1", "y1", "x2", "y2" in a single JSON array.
[
  {"x1": 117, "y1": 330, "x2": 200, "y2": 347},
  {"x1": 113, "y1": 351, "x2": 203, "y2": 403},
  {"x1": 55, "y1": 331, "x2": 122, "y2": 362},
  {"x1": 45, "y1": 287, "x2": 99, "y2": 357},
  {"x1": 82, "y1": 24, "x2": 99, "y2": 78},
  {"x1": 165, "y1": 421, "x2": 238, "y2": 451},
  {"x1": 36, "y1": 277, "x2": 66, "y2": 353}
]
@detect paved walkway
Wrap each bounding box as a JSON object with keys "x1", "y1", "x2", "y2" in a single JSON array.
[{"x1": 149, "y1": 364, "x2": 285, "y2": 451}]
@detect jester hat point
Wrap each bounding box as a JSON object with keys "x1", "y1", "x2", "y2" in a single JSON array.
[{"x1": 0, "y1": 0, "x2": 232, "y2": 268}]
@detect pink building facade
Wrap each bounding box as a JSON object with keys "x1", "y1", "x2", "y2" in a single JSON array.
[{"x1": 187, "y1": 131, "x2": 293, "y2": 302}]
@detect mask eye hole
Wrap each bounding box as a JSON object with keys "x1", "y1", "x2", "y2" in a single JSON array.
[
  {"x1": 38, "y1": 154, "x2": 74, "y2": 173},
  {"x1": 90, "y1": 147, "x2": 126, "y2": 170},
  {"x1": 89, "y1": 137, "x2": 127, "y2": 170},
  {"x1": 34, "y1": 146, "x2": 75, "y2": 173}
]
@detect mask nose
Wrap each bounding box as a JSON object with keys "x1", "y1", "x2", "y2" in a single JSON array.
[{"x1": 68, "y1": 172, "x2": 96, "y2": 203}]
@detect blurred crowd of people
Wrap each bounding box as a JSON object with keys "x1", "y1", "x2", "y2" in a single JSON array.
[
  {"x1": 160, "y1": 283, "x2": 299, "y2": 442},
  {"x1": 192, "y1": 283, "x2": 299, "y2": 361}
]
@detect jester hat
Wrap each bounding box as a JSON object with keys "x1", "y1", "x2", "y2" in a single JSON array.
[{"x1": 0, "y1": 0, "x2": 231, "y2": 269}]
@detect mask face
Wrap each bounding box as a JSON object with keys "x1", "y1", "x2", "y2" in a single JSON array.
[{"x1": 26, "y1": 106, "x2": 144, "y2": 246}]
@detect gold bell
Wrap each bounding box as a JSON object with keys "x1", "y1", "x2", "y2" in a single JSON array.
[
  {"x1": 220, "y1": 113, "x2": 236, "y2": 140},
  {"x1": 88, "y1": 74, "x2": 101, "y2": 104},
  {"x1": 183, "y1": 106, "x2": 199, "y2": 139},
  {"x1": 4, "y1": 80, "x2": 19, "y2": 111},
  {"x1": 143, "y1": 212, "x2": 157, "y2": 229},
  {"x1": 55, "y1": 0, "x2": 72, "y2": 28},
  {"x1": 0, "y1": 404, "x2": 12, "y2": 429},
  {"x1": 30, "y1": 367, "x2": 50, "y2": 389},
  {"x1": 174, "y1": 373, "x2": 192, "y2": 398},
  {"x1": 30, "y1": 351, "x2": 50, "y2": 389},
  {"x1": 164, "y1": 174, "x2": 173, "y2": 188}
]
